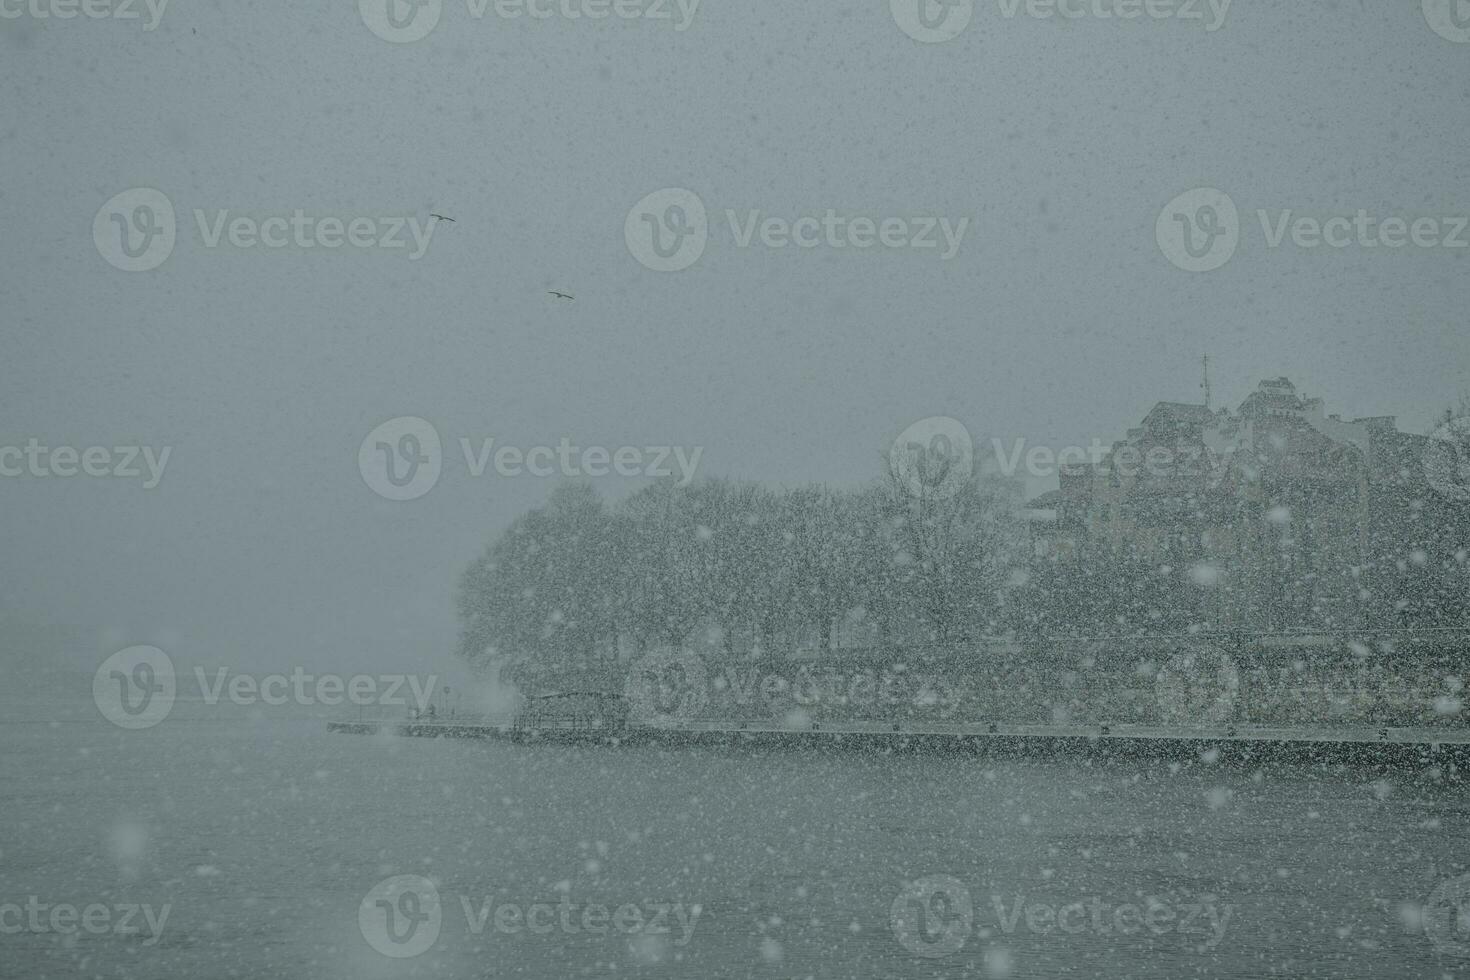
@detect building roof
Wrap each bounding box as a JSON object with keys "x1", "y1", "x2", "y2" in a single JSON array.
[{"x1": 1150, "y1": 401, "x2": 1216, "y2": 418}]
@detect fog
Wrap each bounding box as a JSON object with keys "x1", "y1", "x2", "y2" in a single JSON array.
[{"x1": 2, "y1": 5, "x2": 1467, "y2": 676}]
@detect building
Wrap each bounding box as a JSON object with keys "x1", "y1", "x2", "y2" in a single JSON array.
[{"x1": 1024, "y1": 379, "x2": 1469, "y2": 632}]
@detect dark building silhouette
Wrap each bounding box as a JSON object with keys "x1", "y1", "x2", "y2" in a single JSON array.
[{"x1": 1024, "y1": 378, "x2": 1470, "y2": 633}]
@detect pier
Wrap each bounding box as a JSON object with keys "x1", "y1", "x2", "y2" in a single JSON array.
[{"x1": 327, "y1": 716, "x2": 1470, "y2": 765}]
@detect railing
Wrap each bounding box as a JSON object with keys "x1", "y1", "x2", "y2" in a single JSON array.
[{"x1": 493, "y1": 631, "x2": 1466, "y2": 736}]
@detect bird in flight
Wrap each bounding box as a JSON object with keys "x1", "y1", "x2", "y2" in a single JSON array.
[
  {"x1": 430, "y1": 213, "x2": 456, "y2": 223},
  {"x1": 548, "y1": 291, "x2": 574, "y2": 301}
]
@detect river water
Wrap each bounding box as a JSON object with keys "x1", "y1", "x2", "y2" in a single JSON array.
[{"x1": 2, "y1": 706, "x2": 1467, "y2": 979}]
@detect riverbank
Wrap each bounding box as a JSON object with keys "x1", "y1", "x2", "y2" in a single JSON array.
[{"x1": 327, "y1": 717, "x2": 1470, "y2": 768}]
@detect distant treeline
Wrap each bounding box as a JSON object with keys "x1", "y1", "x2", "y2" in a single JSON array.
[
  {"x1": 456, "y1": 470, "x2": 1023, "y2": 669},
  {"x1": 456, "y1": 464, "x2": 1470, "y2": 672}
]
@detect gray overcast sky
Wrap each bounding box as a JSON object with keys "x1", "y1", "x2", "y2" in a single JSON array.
[{"x1": 2, "y1": 0, "x2": 1467, "y2": 676}]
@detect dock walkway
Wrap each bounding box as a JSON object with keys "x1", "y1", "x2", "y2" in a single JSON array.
[{"x1": 327, "y1": 717, "x2": 1470, "y2": 763}]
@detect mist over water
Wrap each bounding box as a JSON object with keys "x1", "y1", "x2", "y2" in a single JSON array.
[{"x1": 3, "y1": 1, "x2": 1470, "y2": 977}]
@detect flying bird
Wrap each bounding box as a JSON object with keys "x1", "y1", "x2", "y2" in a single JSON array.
[
  {"x1": 430, "y1": 213, "x2": 456, "y2": 223},
  {"x1": 548, "y1": 291, "x2": 575, "y2": 301}
]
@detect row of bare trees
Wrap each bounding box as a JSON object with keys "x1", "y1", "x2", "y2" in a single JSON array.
[{"x1": 456, "y1": 472, "x2": 1023, "y2": 670}]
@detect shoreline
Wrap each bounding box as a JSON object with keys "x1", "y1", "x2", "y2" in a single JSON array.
[{"x1": 327, "y1": 717, "x2": 1470, "y2": 768}]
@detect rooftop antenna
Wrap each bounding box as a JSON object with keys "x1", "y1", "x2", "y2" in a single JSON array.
[{"x1": 1201, "y1": 354, "x2": 1212, "y2": 410}]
